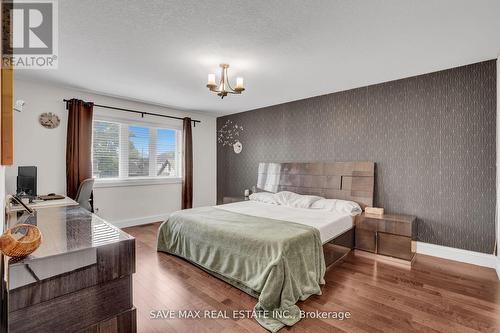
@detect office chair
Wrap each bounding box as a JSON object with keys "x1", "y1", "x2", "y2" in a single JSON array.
[{"x1": 75, "y1": 178, "x2": 95, "y2": 212}]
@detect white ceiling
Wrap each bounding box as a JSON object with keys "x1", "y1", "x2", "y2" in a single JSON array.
[{"x1": 16, "y1": 0, "x2": 500, "y2": 115}]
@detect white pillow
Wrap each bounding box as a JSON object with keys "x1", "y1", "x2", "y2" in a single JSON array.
[
  {"x1": 249, "y1": 192, "x2": 278, "y2": 205},
  {"x1": 274, "y1": 191, "x2": 323, "y2": 209},
  {"x1": 311, "y1": 198, "x2": 362, "y2": 216}
]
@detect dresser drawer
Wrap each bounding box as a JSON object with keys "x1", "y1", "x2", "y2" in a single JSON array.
[
  {"x1": 355, "y1": 229, "x2": 376, "y2": 253},
  {"x1": 377, "y1": 232, "x2": 414, "y2": 260}
]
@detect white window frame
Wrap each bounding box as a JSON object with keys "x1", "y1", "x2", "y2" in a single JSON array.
[{"x1": 92, "y1": 114, "x2": 183, "y2": 188}]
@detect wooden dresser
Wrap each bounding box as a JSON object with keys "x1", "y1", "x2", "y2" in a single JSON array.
[
  {"x1": 355, "y1": 212, "x2": 417, "y2": 261},
  {"x1": 1, "y1": 206, "x2": 136, "y2": 333}
]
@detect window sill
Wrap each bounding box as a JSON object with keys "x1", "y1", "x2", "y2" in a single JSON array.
[{"x1": 94, "y1": 177, "x2": 182, "y2": 188}]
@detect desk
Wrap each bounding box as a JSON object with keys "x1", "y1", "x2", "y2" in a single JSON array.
[
  {"x1": 7, "y1": 195, "x2": 78, "y2": 212},
  {"x1": 2, "y1": 206, "x2": 136, "y2": 332}
]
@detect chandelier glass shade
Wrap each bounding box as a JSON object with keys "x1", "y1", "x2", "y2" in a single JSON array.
[{"x1": 207, "y1": 64, "x2": 245, "y2": 99}]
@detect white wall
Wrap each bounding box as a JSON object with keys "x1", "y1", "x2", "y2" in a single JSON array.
[
  {"x1": 10, "y1": 79, "x2": 217, "y2": 226},
  {"x1": 0, "y1": 166, "x2": 5, "y2": 233}
]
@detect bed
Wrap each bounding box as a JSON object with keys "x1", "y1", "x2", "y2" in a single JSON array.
[{"x1": 157, "y1": 161, "x2": 375, "y2": 332}]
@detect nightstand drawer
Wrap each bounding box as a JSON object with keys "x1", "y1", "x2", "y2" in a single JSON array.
[
  {"x1": 377, "y1": 232, "x2": 414, "y2": 260},
  {"x1": 355, "y1": 229, "x2": 376, "y2": 253},
  {"x1": 222, "y1": 196, "x2": 249, "y2": 204}
]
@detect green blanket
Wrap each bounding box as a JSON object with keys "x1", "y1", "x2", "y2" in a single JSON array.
[{"x1": 157, "y1": 206, "x2": 326, "y2": 332}]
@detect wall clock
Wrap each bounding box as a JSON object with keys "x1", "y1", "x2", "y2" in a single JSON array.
[
  {"x1": 233, "y1": 141, "x2": 243, "y2": 154},
  {"x1": 39, "y1": 112, "x2": 60, "y2": 129}
]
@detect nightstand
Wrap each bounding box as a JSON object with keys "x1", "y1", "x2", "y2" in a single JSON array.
[
  {"x1": 355, "y1": 212, "x2": 417, "y2": 262},
  {"x1": 222, "y1": 196, "x2": 250, "y2": 204}
]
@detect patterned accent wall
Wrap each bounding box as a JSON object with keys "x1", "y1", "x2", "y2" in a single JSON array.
[{"x1": 217, "y1": 60, "x2": 497, "y2": 254}]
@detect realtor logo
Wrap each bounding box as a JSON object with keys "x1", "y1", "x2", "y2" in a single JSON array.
[{"x1": 2, "y1": 0, "x2": 58, "y2": 69}]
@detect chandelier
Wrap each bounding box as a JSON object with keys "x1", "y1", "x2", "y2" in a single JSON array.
[{"x1": 206, "y1": 64, "x2": 245, "y2": 99}]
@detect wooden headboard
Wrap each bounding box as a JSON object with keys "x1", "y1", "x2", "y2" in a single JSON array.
[{"x1": 257, "y1": 161, "x2": 375, "y2": 208}]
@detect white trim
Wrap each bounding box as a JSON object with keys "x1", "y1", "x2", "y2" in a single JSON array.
[
  {"x1": 94, "y1": 177, "x2": 182, "y2": 188},
  {"x1": 416, "y1": 241, "x2": 497, "y2": 269},
  {"x1": 109, "y1": 213, "x2": 170, "y2": 229}
]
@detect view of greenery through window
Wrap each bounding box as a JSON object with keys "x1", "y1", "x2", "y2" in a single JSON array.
[
  {"x1": 92, "y1": 121, "x2": 120, "y2": 178},
  {"x1": 92, "y1": 120, "x2": 178, "y2": 179}
]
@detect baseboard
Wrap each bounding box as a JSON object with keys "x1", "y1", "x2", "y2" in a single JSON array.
[
  {"x1": 110, "y1": 214, "x2": 169, "y2": 229},
  {"x1": 416, "y1": 241, "x2": 497, "y2": 269}
]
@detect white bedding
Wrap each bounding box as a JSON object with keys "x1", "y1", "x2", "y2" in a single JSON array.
[{"x1": 215, "y1": 200, "x2": 354, "y2": 243}]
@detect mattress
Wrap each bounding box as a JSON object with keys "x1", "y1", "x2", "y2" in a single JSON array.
[{"x1": 216, "y1": 200, "x2": 354, "y2": 243}]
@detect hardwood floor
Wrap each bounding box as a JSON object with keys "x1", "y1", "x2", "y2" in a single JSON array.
[{"x1": 123, "y1": 223, "x2": 500, "y2": 333}]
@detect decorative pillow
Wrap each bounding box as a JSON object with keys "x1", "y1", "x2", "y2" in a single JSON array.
[
  {"x1": 274, "y1": 191, "x2": 323, "y2": 209},
  {"x1": 249, "y1": 192, "x2": 278, "y2": 205},
  {"x1": 311, "y1": 198, "x2": 362, "y2": 216}
]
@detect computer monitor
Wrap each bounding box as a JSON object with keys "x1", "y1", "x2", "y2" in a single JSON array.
[{"x1": 17, "y1": 166, "x2": 37, "y2": 197}]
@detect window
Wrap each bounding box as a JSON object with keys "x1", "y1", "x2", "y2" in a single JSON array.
[
  {"x1": 128, "y1": 125, "x2": 150, "y2": 177},
  {"x1": 92, "y1": 121, "x2": 120, "y2": 178},
  {"x1": 92, "y1": 118, "x2": 181, "y2": 181}
]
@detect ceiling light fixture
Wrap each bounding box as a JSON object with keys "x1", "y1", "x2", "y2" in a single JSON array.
[{"x1": 206, "y1": 64, "x2": 245, "y2": 99}]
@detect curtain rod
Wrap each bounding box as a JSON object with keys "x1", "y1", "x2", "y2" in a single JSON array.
[{"x1": 63, "y1": 99, "x2": 201, "y2": 127}]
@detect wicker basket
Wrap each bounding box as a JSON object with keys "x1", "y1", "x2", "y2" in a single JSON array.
[{"x1": 0, "y1": 224, "x2": 42, "y2": 257}]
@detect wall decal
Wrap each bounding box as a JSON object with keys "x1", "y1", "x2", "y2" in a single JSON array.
[{"x1": 217, "y1": 119, "x2": 244, "y2": 154}]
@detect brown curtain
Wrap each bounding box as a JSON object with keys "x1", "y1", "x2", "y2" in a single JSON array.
[
  {"x1": 66, "y1": 99, "x2": 93, "y2": 199},
  {"x1": 182, "y1": 117, "x2": 193, "y2": 209}
]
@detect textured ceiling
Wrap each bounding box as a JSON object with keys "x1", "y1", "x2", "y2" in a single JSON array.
[{"x1": 16, "y1": 0, "x2": 500, "y2": 114}]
